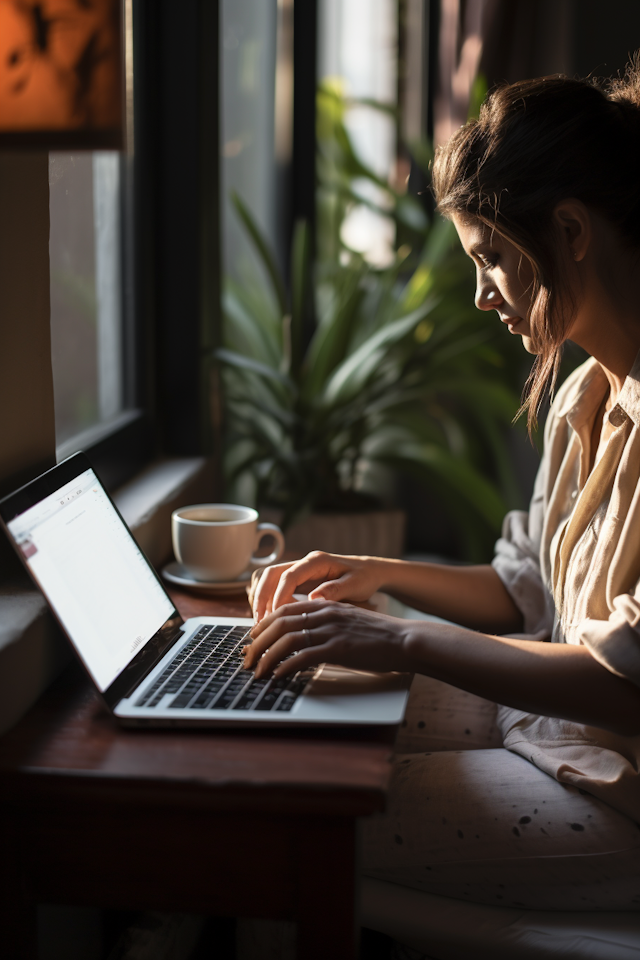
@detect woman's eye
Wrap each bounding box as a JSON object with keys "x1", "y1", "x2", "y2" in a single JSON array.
[{"x1": 481, "y1": 255, "x2": 498, "y2": 269}]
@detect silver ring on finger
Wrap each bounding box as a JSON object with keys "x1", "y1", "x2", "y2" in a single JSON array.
[
  {"x1": 301, "y1": 611, "x2": 308, "y2": 619},
  {"x1": 302, "y1": 628, "x2": 311, "y2": 644}
]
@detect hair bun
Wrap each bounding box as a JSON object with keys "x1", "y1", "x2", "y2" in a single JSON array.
[{"x1": 607, "y1": 51, "x2": 640, "y2": 110}]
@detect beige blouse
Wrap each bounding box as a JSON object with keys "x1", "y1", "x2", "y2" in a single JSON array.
[{"x1": 493, "y1": 354, "x2": 640, "y2": 823}]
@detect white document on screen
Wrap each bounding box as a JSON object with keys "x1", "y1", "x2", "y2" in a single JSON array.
[{"x1": 8, "y1": 469, "x2": 174, "y2": 691}]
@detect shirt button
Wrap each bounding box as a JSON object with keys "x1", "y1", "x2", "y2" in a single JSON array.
[{"x1": 609, "y1": 405, "x2": 627, "y2": 427}]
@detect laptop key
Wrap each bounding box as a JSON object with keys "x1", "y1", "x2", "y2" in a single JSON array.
[
  {"x1": 169, "y1": 695, "x2": 191, "y2": 708},
  {"x1": 254, "y1": 692, "x2": 280, "y2": 710},
  {"x1": 139, "y1": 627, "x2": 253, "y2": 711},
  {"x1": 275, "y1": 695, "x2": 296, "y2": 711}
]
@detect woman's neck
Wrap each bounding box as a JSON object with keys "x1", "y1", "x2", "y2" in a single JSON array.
[
  {"x1": 574, "y1": 322, "x2": 639, "y2": 408},
  {"x1": 565, "y1": 212, "x2": 640, "y2": 405}
]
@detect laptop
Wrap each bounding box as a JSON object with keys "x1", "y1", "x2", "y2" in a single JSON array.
[{"x1": 0, "y1": 452, "x2": 410, "y2": 728}]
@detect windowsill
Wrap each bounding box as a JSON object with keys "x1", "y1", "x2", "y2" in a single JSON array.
[
  {"x1": 55, "y1": 409, "x2": 142, "y2": 463},
  {"x1": 0, "y1": 456, "x2": 216, "y2": 738}
]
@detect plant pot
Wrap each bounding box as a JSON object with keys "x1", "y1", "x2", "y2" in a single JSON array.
[{"x1": 260, "y1": 508, "x2": 406, "y2": 560}]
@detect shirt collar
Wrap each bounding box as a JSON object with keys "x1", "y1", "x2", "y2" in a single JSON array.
[
  {"x1": 612, "y1": 348, "x2": 640, "y2": 427},
  {"x1": 556, "y1": 358, "x2": 607, "y2": 431},
  {"x1": 556, "y1": 349, "x2": 640, "y2": 431}
]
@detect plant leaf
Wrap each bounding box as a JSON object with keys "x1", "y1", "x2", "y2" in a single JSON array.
[
  {"x1": 222, "y1": 287, "x2": 281, "y2": 366},
  {"x1": 231, "y1": 192, "x2": 288, "y2": 317},
  {"x1": 323, "y1": 297, "x2": 439, "y2": 406},
  {"x1": 216, "y1": 347, "x2": 294, "y2": 391},
  {"x1": 303, "y1": 269, "x2": 364, "y2": 398}
]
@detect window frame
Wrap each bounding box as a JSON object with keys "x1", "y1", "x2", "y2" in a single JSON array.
[{"x1": 130, "y1": 0, "x2": 221, "y2": 463}]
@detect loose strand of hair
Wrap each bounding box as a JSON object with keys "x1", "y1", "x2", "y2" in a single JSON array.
[{"x1": 517, "y1": 345, "x2": 563, "y2": 439}]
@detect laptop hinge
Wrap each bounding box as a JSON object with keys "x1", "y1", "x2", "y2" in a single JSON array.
[{"x1": 102, "y1": 616, "x2": 185, "y2": 709}]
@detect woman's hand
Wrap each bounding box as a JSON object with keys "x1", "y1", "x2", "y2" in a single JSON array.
[
  {"x1": 249, "y1": 551, "x2": 388, "y2": 623},
  {"x1": 244, "y1": 598, "x2": 413, "y2": 679}
]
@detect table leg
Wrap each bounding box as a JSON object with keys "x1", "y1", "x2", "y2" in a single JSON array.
[
  {"x1": 0, "y1": 817, "x2": 38, "y2": 959},
  {"x1": 295, "y1": 817, "x2": 359, "y2": 960}
]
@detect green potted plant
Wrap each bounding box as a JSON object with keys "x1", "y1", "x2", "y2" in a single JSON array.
[{"x1": 216, "y1": 83, "x2": 523, "y2": 561}]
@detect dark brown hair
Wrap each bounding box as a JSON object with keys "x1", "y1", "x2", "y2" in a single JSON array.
[{"x1": 432, "y1": 56, "x2": 640, "y2": 432}]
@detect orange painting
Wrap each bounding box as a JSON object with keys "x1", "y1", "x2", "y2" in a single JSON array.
[{"x1": 0, "y1": 0, "x2": 122, "y2": 147}]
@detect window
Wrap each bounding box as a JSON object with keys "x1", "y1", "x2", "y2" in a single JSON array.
[
  {"x1": 1, "y1": 0, "x2": 226, "y2": 509},
  {"x1": 49, "y1": 152, "x2": 125, "y2": 452},
  {"x1": 221, "y1": 0, "x2": 291, "y2": 279},
  {"x1": 46, "y1": 0, "x2": 146, "y2": 482},
  {"x1": 319, "y1": 0, "x2": 398, "y2": 267}
]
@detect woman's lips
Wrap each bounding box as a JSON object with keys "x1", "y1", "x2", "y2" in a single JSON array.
[{"x1": 502, "y1": 316, "x2": 524, "y2": 333}]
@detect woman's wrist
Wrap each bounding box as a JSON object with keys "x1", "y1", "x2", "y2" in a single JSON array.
[
  {"x1": 373, "y1": 557, "x2": 410, "y2": 594},
  {"x1": 399, "y1": 618, "x2": 433, "y2": 673},
  {"x1": 400, "y1": 619, "x2": 476, "y2": 677}
]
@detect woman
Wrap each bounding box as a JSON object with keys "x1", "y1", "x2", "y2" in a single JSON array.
[{"x1": 244, "y1": 63, "x2": 640, "y2": 910}]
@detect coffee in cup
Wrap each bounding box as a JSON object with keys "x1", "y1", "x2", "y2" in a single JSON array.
[{"x1": 171, "y1": 504, "x2": 284, "y2": 582}]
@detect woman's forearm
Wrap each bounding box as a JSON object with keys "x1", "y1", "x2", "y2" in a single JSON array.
[
  {"x1": 377, "y1": 559, "x2": 523, "y2": 633},
  {"x1": 251, "y1": 552, "x2": 525, "y2": 631},
  {"x1": 404, "y1": 621, "x2": 640, "y2": 736}
]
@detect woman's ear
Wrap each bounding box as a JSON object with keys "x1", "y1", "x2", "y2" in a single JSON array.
[{"x1": 552, "y1": 199, "x2": 591, "y2": 262}]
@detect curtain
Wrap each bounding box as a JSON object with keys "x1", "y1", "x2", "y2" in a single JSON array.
[{"x1": 433, "y1": 0, "x2": 574, "y2": 145}]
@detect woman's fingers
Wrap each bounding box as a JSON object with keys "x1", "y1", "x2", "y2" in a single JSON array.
[
  {"x1": 252, "y1": 622, "x2": 335, "y2": 679},
  {"x1": 270, "y1": 552, "x2": 343, "y2": 611},
  {"x1": 246, "y1": 600, "x2": 326, "y2": 664},
  {"x1": 252, "y1": 552, "x2": 343, "y2": 620},
  {"x1": 250, "y1": 552, "x2": 385, "y2": 624},
  {"x1": 251, "y1": 561, "x2": 296, "y2": 622},
  {"x1": 244, "y1": 598, "x2": 411, "y2": 677},
  {"x1": 247, "y1": 568, "x2": 265, "y2": 612},
  {"x1": 271, "y1": 552, "x2": 382, "y2": 611},
  {"x1": 308, "y1": 571, "x2": 361, "y2": 601}
]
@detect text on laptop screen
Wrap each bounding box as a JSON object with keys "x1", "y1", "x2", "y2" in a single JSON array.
[{"x1": 7, "y1": 468, "x2": 175, "y2": 691}]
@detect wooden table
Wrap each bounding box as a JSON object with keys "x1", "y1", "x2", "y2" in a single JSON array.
[{"x1": 0, "y1": 588, "x2": 396, "y2": 959}]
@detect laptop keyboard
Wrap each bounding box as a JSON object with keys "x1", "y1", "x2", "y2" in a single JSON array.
[{"x1": 135, "y1": 624, "x2": 313, "y2": 713}]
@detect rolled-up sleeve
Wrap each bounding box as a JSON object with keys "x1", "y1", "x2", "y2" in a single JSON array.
[
  {"x1": 492, "y1": 509, "x2": 554, "y2": 638},
  {"x1": 581, "y1": 592, "x2": 640, "y2": 687}
]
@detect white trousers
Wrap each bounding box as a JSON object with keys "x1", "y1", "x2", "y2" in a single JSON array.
[{"x1": 361, "y1": 675, "x2": 640, "y2": 911}]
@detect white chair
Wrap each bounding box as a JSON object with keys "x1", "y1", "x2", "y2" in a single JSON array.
[{"x1": 361, "y1": 877, "x2": 640, "y2": 959}]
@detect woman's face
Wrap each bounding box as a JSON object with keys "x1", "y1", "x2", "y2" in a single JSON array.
[{"x1": 453, "y1": 214, "x2": 537, "y2": 354}]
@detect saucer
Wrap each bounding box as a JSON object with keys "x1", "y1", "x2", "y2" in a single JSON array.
[{"x1": 161, "y1": 561, "x2": 252, "y2": 595}]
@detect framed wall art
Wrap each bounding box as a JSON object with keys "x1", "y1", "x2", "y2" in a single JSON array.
[{"x1": 0, "y1": 0, "x2": 123, "y2": 149}]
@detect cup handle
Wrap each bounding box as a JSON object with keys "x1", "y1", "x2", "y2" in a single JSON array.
[{"x1": 250, "y1": 523, "x2": 285, "y2": 568}]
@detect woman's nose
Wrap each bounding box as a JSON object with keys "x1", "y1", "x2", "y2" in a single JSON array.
[{"x1": 475, "y1": 277, "x2": 503, "y2": 312}]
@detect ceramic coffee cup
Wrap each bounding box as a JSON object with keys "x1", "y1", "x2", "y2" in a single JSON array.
[{"x1": 171, "y1": 504, "x2": 285, "y2": 583}]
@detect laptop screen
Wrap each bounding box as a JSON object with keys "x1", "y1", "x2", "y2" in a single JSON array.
[{"x1": 5, "y1": 466, "x2": 175, "y2": 692}]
